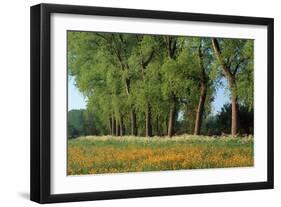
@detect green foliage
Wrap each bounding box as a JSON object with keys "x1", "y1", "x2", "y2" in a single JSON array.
[
  {"x1": 202, "y1": 103, "x2": 254, "y2": 135},
  {"x1": 67, "y1": 109, "x2": 108, "y2": 138},
  {"x1": 67, "y1": 109, "x2": 85, "y2": 138},
  {"x1": 67, "y1": 31, "x2": 254, "y2": 136},
  {"x1": 214, "y1": 38, "x2": 254, "y2": 109}
]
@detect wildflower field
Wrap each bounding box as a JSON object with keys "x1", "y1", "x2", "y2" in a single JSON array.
[{"x1": 67, "y1": 135, "x2": 254, "y2": 175}]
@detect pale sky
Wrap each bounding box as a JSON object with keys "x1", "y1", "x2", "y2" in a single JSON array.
[{"x1": 68, "y1": 76, "x2": 86, "y2": 111}]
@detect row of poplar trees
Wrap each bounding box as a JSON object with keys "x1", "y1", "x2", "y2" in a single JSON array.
[{"x1": 68, "y1": 32, "x2": 253, "y2": 137}]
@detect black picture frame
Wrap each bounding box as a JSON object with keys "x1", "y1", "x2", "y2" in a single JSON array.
[{"x1": 30, "y1": 3, "x2": 274, "y2": 204}]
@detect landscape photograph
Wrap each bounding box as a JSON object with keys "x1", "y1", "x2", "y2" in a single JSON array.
[{"x1": 67, "y1": 31, "x2": 254, "y2": 175}]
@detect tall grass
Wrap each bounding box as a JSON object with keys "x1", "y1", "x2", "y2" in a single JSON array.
[{"x1": 67, "y1": 135, "x2": 254, "y2": 175}]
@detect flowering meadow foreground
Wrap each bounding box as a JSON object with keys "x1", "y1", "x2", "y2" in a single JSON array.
[{"x1": 67, "y1": 135, "x2": 254, "y2": 175}]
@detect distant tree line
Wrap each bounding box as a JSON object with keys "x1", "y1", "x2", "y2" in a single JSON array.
[
  {"x1": 68, "y1": 103, "x2": 253, "y2": 138},
  {"x1": 68, "y1": 32, "x2": 254, "y2": 138}
]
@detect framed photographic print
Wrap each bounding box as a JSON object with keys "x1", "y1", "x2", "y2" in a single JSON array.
[{"x1": 30, "y1": 3, "x2": 274, "y2": 203}]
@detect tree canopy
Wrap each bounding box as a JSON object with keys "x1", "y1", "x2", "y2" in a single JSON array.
[{"x1": 68, "y1": 31, "x2": 254, "y2": 138}]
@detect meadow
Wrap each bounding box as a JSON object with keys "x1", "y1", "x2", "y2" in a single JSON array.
[{"x1": 67, "y1": 135, "x2": 254, "y2": 175}]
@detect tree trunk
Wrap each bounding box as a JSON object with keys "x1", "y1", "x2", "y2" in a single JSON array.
[
  {"x1": 119, "y1": 116, "x2": 124, "y2": 136},
  {"x1": 108, "y1": 118, "x2": 112, "y2": 135},
  {"x1": 231, "y1": 91, "x2": 238, "y2": 136},
  {"x1": 156, "y1": 116, "x2": 159, "y2": 136},
  {"x1": 115, "y1": 119, "x2": 120, "y2": 136},
  {"x1": 124, "y1": 78, "x2": 138, "y2": 136},
  {"x1": 194, "y1": 44, "x2": 207, "y2": 135},
  {"x1": 145, "y1": 103, "x2": 152, "y2": 137},
  {"x1": 111, "y1": 117, "x2": 116, "y2": 136},
  {"x1": 165, "y1": 117, "x2": 169, "y2": 135},
  {"x1": 186, "y1": 109, "x2": 195, "y2": 134},
  {"x1": 194, "y1": 84, "x2": 207, "y2": 135},
  {"x1": 168, "y1": 100, "x2": 177, "y2": 137},
  {"x1": 212, "y1": 38, "x2": 238, "y2": 136},
  {"x1": 130, "y1": 109, "x2": 137, "y2": 136}
]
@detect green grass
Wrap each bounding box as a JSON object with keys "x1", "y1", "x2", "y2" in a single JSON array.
[{"x1": 67, "y1": 135, "x2": 254, "y2": 175}]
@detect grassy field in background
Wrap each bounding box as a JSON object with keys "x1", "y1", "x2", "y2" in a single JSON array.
[{"x1": 67, "y1": 135, "x2": 254, "y2": 175}]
